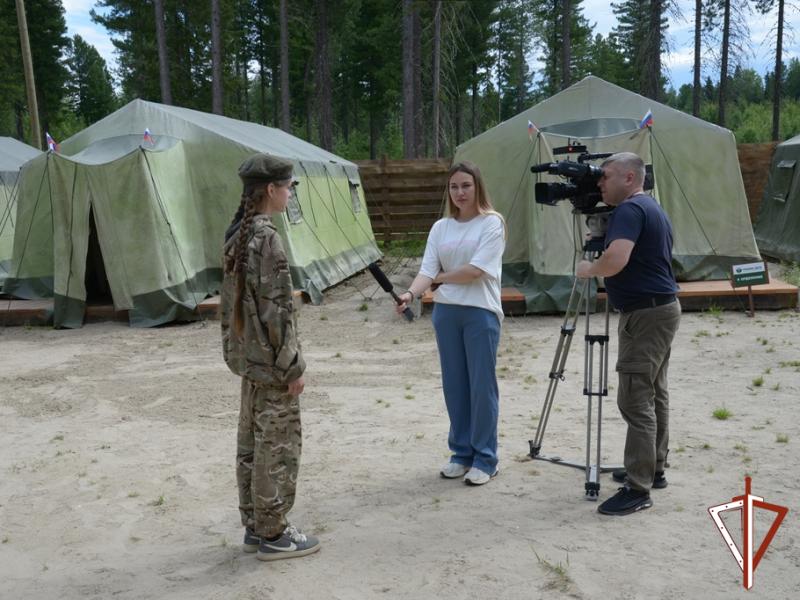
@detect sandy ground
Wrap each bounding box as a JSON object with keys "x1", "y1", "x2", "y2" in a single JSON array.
[{"x1": 1, "y1": 265, "x2": 799, "y2": 600}]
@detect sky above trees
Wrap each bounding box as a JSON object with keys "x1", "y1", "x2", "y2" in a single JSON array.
[{"x1": 64, "y1": 0, "x2": 798, "y2": 90}]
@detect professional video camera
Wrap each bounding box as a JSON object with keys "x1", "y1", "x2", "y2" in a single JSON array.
[
  {"x1": 530, "y1": 141, "x2": 610, "y2": 214},
  {"x1": 530, "y1": 141, "x2": 655, "y2": 215}
]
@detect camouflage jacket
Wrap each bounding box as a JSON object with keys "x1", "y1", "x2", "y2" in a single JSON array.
[{"x1": 221, "y1": 214, "x2": 306, "y2": 387}]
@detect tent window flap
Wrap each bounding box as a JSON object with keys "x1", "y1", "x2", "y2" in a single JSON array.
[
  {"x1": 348, "y1": 179, "x2": 362, "y2": 213},
  {"x1": 773, "y1": 159, "x2": 796, "y2": 203}
]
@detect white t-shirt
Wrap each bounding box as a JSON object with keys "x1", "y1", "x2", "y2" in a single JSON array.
[{"x1": 419, "y1": 213, "x2": 505, "y2": 321}]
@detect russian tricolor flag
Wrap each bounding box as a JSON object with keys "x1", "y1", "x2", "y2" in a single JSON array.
[
  {"x1": 45, "y1": 131, "x2": 58, "y2": 152},
  {"x1": 639, "y1": 109, "x2": 654, "y2": 129},
  {"x1": 528, "y1": 120, "x2": 538, "y2": 141},
  {"x1": 143, "y1": 128, "x2": 154, "y2": 145}
]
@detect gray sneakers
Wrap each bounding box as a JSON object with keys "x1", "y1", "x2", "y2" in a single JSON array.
[
  {"x1": 440, "y1": 462, "x2": 470, "y2": 478},
  {"x1": 464, "y1": 466, "x2": 499, "y2": 486},
  {"x1": 256, "y1": 524, "x2": 321, "y2": 561},
  {"x1": 242, "y1": 528, "x2": 260, "y2": 553}
]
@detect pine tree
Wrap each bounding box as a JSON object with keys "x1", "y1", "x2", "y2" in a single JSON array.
[{"x1": 66, "y1": 35, "x2": 117, "y2": 125}]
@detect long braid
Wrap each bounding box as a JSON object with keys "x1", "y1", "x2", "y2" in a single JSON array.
[{"x1": 232, "y1": 190, "x2": 260, "y2": 336}]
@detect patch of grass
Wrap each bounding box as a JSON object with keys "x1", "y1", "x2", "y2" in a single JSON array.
[
  {"x1": 319, "y1": 315, "x2": 328, "y2": 321},
  {"x1": 764, "y1": 367, "x2": 772, "y2": 374},
  {"x1": 776, "y1": 434, "x2": 789, "y2": 443},
  {"x1": 377, "y1": 239, "x2": 427, "y2": 257},
  {"x1": 392, "y1": 338, "x2": 399, "y2": 345},
  {"x1": 533, "y1": 550, "x2": 573, "y2": 594},
  {"x1": 734, "y1": 443, "x2": 748, "y2": 452},
  {"x1": 129, "y1": 536, "x2": 141, "y2": 543},
  {"x1": 50, "y1": 434, "x2": 64, "y2": 442},
  {"x1": 694, "y1": 330, "x2": 710, "y2": 338},
  {"x1": 752, "y1": 376, "x2": 764, "y2": 387},
  {"x1": 675, "y1": 446, "x2": 686, "y2": 453},
  {"x1": 127, "y1": 491, "x2": 139, "y2": 498},
  {"x1": 701, "y1": 442, "x2": 712, "y2": 449},
  {"x1": 333, "y1": 352, "x2": 341, "y2": 358},
  {"x1": 414, "y1": 432, "x2": 425, "y2": 439},
  {"x1": 404, "y1": 384, "x2": 412, "y2": 390},
  {"x1": 706, "y1": 465, "x2": 715, "y2": 473},
  {"x1": 524, "y1": 375, "x2": 537, "y2": 385},
  {"x1": 779, "y1": 360, "x2": 800, "y2": 368},
  {"x1": 404, "y1": 394, "x2": 415, "y2": 400},
  {"x1": 713, "y1": 407, "x2": 733, "y2": 420},
  {"x1": 781, "y1": 261, "x2": 800, "y2": 287},
  {"x1": 1, "y1": 537, "x2": 8, "y2": 544},
  {"x1": 149, "y1": 495, "x2": 165, "y2": 507},
  {"x1": 358, "y1": 303, "x2": 368, "y2": 312},
  {"x1": 771, "y1": 383, "x2": 781, "y2": 391}
]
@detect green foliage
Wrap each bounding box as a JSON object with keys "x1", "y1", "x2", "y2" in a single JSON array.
[
  {"x1": 713, "y1": 407, "x2": 732, "y2": 420},
  {"x1": 66, "y1": 35, "x2": 118, "y2": 126}
]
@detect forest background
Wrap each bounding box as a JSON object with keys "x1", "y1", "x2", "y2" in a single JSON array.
[{"x1": 2, "y1": 0, "x2": 800, "y2": 161}]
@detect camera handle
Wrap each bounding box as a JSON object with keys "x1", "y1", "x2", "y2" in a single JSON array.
[{"x1": 527, "y1": 241, "x2": 622, "y2": 501}]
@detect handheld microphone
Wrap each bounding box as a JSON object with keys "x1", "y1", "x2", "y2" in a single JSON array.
[{"x1": 367, "y1": 263, "x2": 415, "y2": 322}]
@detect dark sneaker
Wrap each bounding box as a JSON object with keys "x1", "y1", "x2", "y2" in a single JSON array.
[
  {"x1": 243, "y1": 528, "x2": 260, "y2": 553},
  {"x1": 611, "y1": 469, "x2": 668, "y2": 489},
  {"x1": 598, "y1": 486, "x2": 652, "y2": 515},
  {"x1": 256, "y1": 524, "x2": 320, "y2": 562}
]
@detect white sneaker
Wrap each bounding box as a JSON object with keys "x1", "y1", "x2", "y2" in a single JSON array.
[
  {"x1": 440, "y1": 462, "x2": 470, "y2": 479},
  {"x1": 464, "y1": 466, "x2": 498, "y2": 485}
]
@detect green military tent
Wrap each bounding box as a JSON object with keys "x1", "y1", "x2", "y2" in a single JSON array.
[
  {"x1": 3, "y1": 100, "x2": 379, "y2": 327},
  {"x1": 453, "y1": 76, "x2": 760, "y2": 312},
  {"x1": 754, "y1": 134, "x2": 800, "y2": 262},
  {"x1": 1, "y1": 137, "x2": 42, "y2": 288}
]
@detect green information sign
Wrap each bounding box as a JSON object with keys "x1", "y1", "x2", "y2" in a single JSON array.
[{"x1": 731, "y1": 262, "x2": 769, "y2": 288}]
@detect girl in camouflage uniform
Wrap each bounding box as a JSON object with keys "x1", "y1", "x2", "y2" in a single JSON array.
[{"x1": 220, "y1": 153, "x2": 320, "y2": 561}]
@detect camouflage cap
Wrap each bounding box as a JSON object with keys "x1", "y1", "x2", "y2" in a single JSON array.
[{"x1": 238, "y1": 153, "x2": 293, "y2": 184}]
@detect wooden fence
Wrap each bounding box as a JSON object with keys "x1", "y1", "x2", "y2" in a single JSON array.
[
  {"x1": 738, "y1": 142, "x2": 778, "y2": 223},
  {"x1": 357, "y1": 144, "x2": 778, "y2": 240},
  {"x1": 355, "y1": 157, "x2": 450, "y2": 242}
]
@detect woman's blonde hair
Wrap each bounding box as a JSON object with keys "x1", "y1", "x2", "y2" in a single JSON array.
[{"x1": 444, "y1": 161, "x2": 506, "y2": 234}]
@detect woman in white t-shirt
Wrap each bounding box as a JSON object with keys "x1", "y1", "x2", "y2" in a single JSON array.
[{"x1": 397, "y1": 161, "x2": 506, "y2": 486}]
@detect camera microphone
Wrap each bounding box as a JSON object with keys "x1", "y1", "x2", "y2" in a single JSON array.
[{"x1": 367, "y1": 263, "x2": 414, "y2": 322}]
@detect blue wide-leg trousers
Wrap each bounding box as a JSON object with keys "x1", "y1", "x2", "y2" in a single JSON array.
[{"x1": 431, "y1": 303, "x2": 501, "y2": 474}]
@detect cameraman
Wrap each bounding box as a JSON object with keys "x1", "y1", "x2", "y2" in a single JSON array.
[{"x1": 576, "y1": 152, "x2": 680, "y2": 517}]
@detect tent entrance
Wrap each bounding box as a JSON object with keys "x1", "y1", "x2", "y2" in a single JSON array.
[{"x1": 84, "y1": 207, "x2": 111, "y2": 304}]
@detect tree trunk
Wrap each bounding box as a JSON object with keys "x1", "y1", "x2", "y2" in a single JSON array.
[
  {"x1": 241, "y1": 52, "x2": 249, "y2": 120},
  {"x1": 718, "y1": 0, "x2": 731, "y2": 126},
  {"x1": 432, "y1": 0, "x2": 441, "y2": 158},
  {"x1": 515, "y1": 36, "x2": 525, "y2": 114},
  {"x1": 15, "y1": 0, "x2": 41, "y2": 149},
  {"x1": 561, "y1": 0, "x2": 571, "y2": 89},
  {"x1": 771, "y1": 0, "x2": 784, "y2": 140},
  {"x1": 413, "y1": 7, "x2": 423, "y2": 157},
  {"x1": 369, "y1": 106, "x2": 377, "y2": 160},
  {"x1": 401, "y1": 0, "x2": 415, "y2": 158},
  {"x1": 153, "y1": 0, "x2": 172, "y2": 105},
  {"x1": 471, "y1": 62, "x2": 478, "y2": 137},
  {"x1": 645, "y1": 0, "x2": 662, "y2": 100},
  {"x1": 315, "y1": 0, "x2": 332, "y2": 150},
  {"x1": 211, "y1": 0, "x2": 223, "y2": 114},
  {"x1": 279, "y1": 0, "x2": 291, "y2": 132},
  {"x1": 692, "y1": 0, "x2": 701, "y2": 116}
]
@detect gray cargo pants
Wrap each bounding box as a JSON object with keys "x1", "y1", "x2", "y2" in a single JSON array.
[
  {"x1": 237, "y1": 378, "x2": 302, "y2": 538},
  {"x1": 616, "y1": 300, "x2": 681, "y2": 492}
]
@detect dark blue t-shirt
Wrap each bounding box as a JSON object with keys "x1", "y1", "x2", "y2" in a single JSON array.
[{"x1": 603, "y1": 194, "x2": 678, "y2": 310}]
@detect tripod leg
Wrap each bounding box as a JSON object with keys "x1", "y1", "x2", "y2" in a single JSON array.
[{"x1": 529, "y1": 277, "x2": 586, "y2": 457}]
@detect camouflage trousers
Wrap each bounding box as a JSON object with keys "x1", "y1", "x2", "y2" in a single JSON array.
[{"x1": 237, "y1": 378, "x2": 302, "y2": 538}]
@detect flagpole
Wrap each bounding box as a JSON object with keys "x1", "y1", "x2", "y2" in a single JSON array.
[{"x1": 15, "y1": 0, "x2": 42, "y2": 150}]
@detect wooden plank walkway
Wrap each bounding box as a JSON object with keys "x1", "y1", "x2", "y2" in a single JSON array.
[
  {"x1": 421, "y1": 277, "x2": 798, "y2": 315},
  {"x1": 1, "y1": 279, "x2": 796, "y2": 326}
]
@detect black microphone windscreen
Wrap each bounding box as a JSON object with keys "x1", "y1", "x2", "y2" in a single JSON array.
[{"x1": 367, "y1": 263, "x2": 394, "y2": 292}]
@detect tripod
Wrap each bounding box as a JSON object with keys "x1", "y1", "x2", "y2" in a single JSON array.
[{"x1": 528, "y1": 236, "x2": 621, "y2": 500}]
